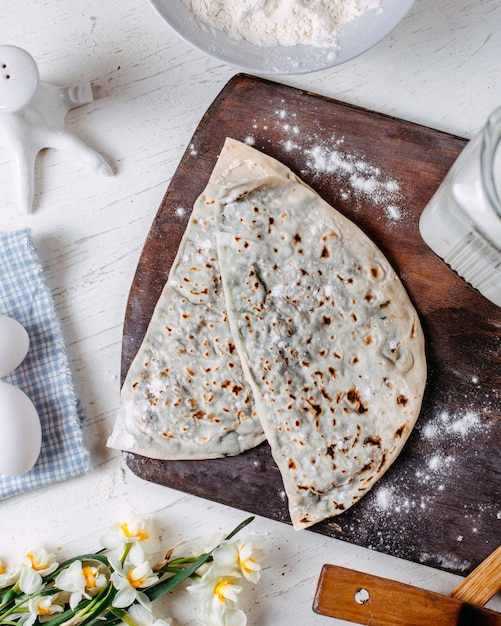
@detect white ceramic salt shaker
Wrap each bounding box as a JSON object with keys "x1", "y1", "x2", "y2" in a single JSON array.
[{"x1": 0, "y1": 45, "x2": 113, "y2": 213}]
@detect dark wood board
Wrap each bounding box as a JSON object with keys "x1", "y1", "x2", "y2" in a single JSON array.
[{"x1": 121, "y1": 74, "x2": 500, "y2": 576}]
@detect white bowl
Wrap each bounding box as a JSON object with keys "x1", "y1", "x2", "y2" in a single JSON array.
[{"x1": 149, "y1": 0, "x2": 415, "y2": 75}]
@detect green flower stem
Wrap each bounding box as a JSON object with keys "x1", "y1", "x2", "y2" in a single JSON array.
[
  {"x1": 0, "y1": 605, "x2": 28, "y2": 623},
  {"x1": 223, "y1": 516, "x2": 255, "y2": 541},
  {"x1": 108, "y1": 608, "x2": 134, "y2": 626},
  {"x1": 159, "y1": 566, "x2": 188, "y2": 575},
  {"x1": 146, "y1": 553, "x2": 209, "y2": 601},
  {"x1": 164, "y1": 556, "x2": 199, "y2": 565},
  {"x1": 119, "y1": 543, "x2": 132, "y2": 566},
  {"x1": 0, "y1": 588, "x2": 17, "y2": 609},
  {"x1": 0, "y1": 591, "x2": 40, "y2": 620}
]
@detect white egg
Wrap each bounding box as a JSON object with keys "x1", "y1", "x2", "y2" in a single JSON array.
[
  {"x1": 0, "y1": 381, "x2": 41, "y2": 475},
  {"x1": 0, "y1": 315, "x2": 30, "y2": 378}
]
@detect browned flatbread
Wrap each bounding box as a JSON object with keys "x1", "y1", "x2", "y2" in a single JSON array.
[
  {"x1": 110, "y1": 138, "x2": 426, "y2": 530},
  {"x1": 107, "y1": 148, "x2": 265, "y2": 460},
  {"x1": 212, "y1": 139, "x2": 426, "y2": 528}
]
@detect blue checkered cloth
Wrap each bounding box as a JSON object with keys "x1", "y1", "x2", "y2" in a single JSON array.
[{"x1": 0, "y1": 229, "x2": 91, "y2": 499}]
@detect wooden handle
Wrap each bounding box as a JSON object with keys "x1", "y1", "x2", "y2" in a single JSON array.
[
  {"x1": 313, "y1": 564, "x2": 501, "y2": 625},
  {"x1": 313, "y1": 545, "x2": 501, "y2": 624},
  {"x1": 451, "y1": 545, "x2": 501, "y2": 606}
]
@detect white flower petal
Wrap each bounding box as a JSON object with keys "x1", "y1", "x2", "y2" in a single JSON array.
[
  {"x1": 112, "y1": 585, "x2": 137, "y2": 609},
  {"x1": 221, "y1": 608, "x2": 247, "y2": 626},
  {"x1": 99, "y1": 527, "x2": 123, "y2": 550},
  {"x1": 19, "y1": 567, "x2": 42, "y2": 595},
  {"x1": 218, "y1": 581, "x2": 242, "y2": 603},
  {"x1": 55, "y1": 561, "x2": 86, "y2": 594},
  {"x1": 127, "y1": 603, "x2": 152, "y2": 626},
  {"x1": 136, "y1": 591, "x2": 152, "y2": 610},
  {"x1": 128, "y1": 543, "x2": 147, "y2": 566},
  {"x1": 213, "y1": 544, "x2": 239, "y2": 570},
  {"x1": 100, "y1": 515, "x2": 155, "y2": 555},
  {"x1": 123, "y1": 604, "x2": 172, "y2": 626}
]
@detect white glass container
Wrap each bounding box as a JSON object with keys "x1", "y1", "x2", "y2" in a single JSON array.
[{"x1": 419, "y1": 106, "x2": 501, "y2": 307}]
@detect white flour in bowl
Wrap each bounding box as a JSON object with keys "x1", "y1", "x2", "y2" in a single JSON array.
[{"x1": 182, "y1": 0, "x2": 381, "y2": 48}]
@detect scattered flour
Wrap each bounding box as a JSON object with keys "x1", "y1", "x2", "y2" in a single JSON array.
[
  {"x1": 182, "y1": 0, "x2": 381, "y2": 48},
  {"x1": 303, "y1": 144, "x2": 402, "y2": 211},
  {"x1": 245, "y1": 107, "x2": 404, "y2": 221},
  {"x1": 375, "y1": 486, "x2": 393, "y2": 510},
  {"x1": 174, "y1": 206, "x2": 188, "y2": 218},
  {"x1": 352, "y1": 403, "x2": 496, "y2": 572},
  {"x1": 422, "y1": 410, "x2": 483, "y2": 441},
  {"x1": 191, "y1": 103, "x2": 404, "y2": 223}
]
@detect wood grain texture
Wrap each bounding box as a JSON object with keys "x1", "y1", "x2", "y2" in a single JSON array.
[
  {"x1": 121, "y1": 74, "x2": 501, "y2": 576},
  {"x1": 450, "y1": 546, "x2": 501, "y2": 606},
  {"x1": 312, "y1": 564, "x2": 501, "y2": 625}
]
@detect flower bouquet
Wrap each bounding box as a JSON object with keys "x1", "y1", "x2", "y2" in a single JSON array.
[{"x1": 0, "y1": 515, "x2": 264, "y2": 626}]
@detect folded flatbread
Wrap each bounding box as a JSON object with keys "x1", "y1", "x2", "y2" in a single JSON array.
[
  {"x1": 107, "y1": 156, "x2": 265, "y2": 459},
  {"x1": 213, "y1": 139, "x2": 426, "y2": 528},
  {"x1": 110, "y1": 138, "x2": 426, "y2": 529}
]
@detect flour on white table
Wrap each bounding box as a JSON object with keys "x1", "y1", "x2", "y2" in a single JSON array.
[{"x1": 182, "y1": 0, "x2": 381, "y2": 48}]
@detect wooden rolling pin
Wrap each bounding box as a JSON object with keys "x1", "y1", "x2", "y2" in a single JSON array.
[{"x1": 313, "y1": 545, "x2": 501, "y2": 625}]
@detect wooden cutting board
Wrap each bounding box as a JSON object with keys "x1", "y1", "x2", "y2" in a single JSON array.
[{"x1": 121, "y1": 74, "x2": 500, "y2": 576}]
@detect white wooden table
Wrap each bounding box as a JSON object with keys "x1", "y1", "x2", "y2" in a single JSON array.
[{"x1": 1, "y1": 1, "x2": 500, "y2": 624}]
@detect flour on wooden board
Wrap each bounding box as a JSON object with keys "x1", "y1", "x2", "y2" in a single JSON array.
[
  {"x1": 350, "y1": 405, "x2": 497, "y2": 572},
  {"x1": 242, "y1": 106, "x2": 406, "y2": 222},
  {"x1": 371, "y1": 407, "x2": 494, "y2": 511},
  {"x1": 182, "y1": 0, "x2": 381, "y2": 48}
]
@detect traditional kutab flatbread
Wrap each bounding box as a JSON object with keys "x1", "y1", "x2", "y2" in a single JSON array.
[
  {"x1": 107, "y1": 167, "x2": 264, "y2": 460},
  {"x1": 110, "y1": 137, "x2": 426, "y2": 530},
  {"x1": 212, "y1": 138, "x2": 426, "y2": 529}
]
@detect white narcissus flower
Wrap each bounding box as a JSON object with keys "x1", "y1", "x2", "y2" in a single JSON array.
[
  {"x1": 19, "y1": 547, "x2": 59, "y2": 594},
  {"x1": 121, "y1": 602, "x2": 173, "y2": 626},
  {"x1": 0, "y1": 559, "x2": 19, "y2": 588},
  {"x1": 100, "y1": 515, "x2": 157, "y2": 562},
  {"x1": 213, "y1": 538, "x2": 265, "y2": 584},
  {"x1": 82, "y1": 562, "x2": 109, "y2": 595},
  {"x1": 54, "y1": 560, "x2": 87, "y2": 609},
  {"x1": 186, "y1": 565, "x2": 246, "y2": 626},
  {"x1": 54, "y1": 560, "x2": 108, "y2": 609},
  {"x1": 110, "y1": 550, "x2": 159, "y2": 610},
  {"x1": 25, "y1": 595, "x2": 64, "y2": 626},
  {"x1": 100, "y1": 515, "x2": 152, "y2": 547}
]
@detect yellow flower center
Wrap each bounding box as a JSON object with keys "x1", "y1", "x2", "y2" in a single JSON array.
[
  {"x1": 37, "y1": 601, "x2": 53, "y2": 616},
  {"x1": 238, "y1": 553, "x2": 252, "y2": 576},
  {"x1": 120, "y1": 523, "x2": 149, "y2": 542},
  {"x1": 0, "y1": 563, "x2": 6, "y2": 575},
  {"x1": 83, "y1": 566, "x2": 96, "y2": 589},
  {"x1": 26, "y1": 553, "x2": 48, "y2": 572},
  {"x1": 127, "y1": 570, "x2": 147, "y2": 589},
  {"x1": 214, "y1": 578, "x2": 234, "y2": 602}
]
